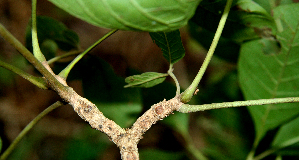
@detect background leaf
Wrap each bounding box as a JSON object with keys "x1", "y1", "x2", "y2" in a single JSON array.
[
  {"x1": 124, "y1": 72, "x2": 168, "y2": 88},
  {"x1": 189, "y1": 0, "x2": 275, "y2": 63},
  {"x1": 191, "y1": 0, "x2": 275, "y2": 42},
  {"x1": 238, "y1": 3, "x2": 299, "y2": 144},
  {"x1": 272, "y1": 116, "x2": 299, "y2": 150},
  {"x1": 149, "y1": 30, "x2": 185, "y2": 64},
  {"x1": 81, "y1": 57, "x2": 143, "y2": 128},
  {"x1": 48, "y1": 0, "x2": 202, "y2": 32},
  {"x1": 25, "y1": 16, "x2": 79, "y2": 59}
]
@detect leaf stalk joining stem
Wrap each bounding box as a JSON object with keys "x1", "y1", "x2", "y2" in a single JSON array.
[{"x1": 180, "y1": 0, "x2": 233, "y2": 103}]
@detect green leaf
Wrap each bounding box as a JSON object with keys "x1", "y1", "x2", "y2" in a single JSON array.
[
  {"x1": 191, "y1": 0, "x2": 275, "y2": 43},
  {"x1": 238, "y1": 3, "x2": 299, "y2": 144},
  {"x1": 48, "y1": 0, "x2": 202, "y2": 32},
  {"x1": 272, "y1": 116, "x2": 299, "y2": 149},
  {"x1": 124, "y1": 72, "x2": 168, "y2": 88},
  {"x1": 26, "y1": 16, "x2": 79, "y2": 59},
  {"x1": 81, "y1": 57, "x2": 142, "y2": 128},
  {"x1": 149, "y1": 30, "x2": 185, "y2": 64}
]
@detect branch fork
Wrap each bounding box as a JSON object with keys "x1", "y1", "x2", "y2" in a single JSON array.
[{"x1": 47, "y1": 74, "x2": 183, "y2": 160}]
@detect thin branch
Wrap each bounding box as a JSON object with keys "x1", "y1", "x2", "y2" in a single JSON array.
[
  {"x1": 180, "y1": 0, "x2": 233, "y2": 103},
  {"x1": 0, "y1": 101, "x2": 63, "y2": 160},
  {"x1": 178, "y1": 97, "x2": 299, "y2": 113},
  {"x1": 168, "y1": 64, "x2": 180, "y2": 96},
  {"x1": 0, "y1": 59, "x2": 48, "y2": 89},
  {"x1": 0, "y1": 23, "x2": 66, "y2": 91},
  {"x1": 58, "y1": 29, "x2": 118, "y2": 79},
  {"x1": 47, "y1": 50, "x2": 82, "y2": 65},
  {"x1": 31, "y1": 0, "x2": 46, "y2": 62}
]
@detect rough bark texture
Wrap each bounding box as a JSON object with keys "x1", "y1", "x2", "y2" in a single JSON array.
[{"x1": 52, "y1": 82, "x2": 183, "y2": 160}]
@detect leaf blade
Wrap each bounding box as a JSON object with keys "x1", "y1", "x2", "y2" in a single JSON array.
[
  {"x1": 149, "y1": 30, "x2": 185, "y2": 64},
  {"x1": 238, "y1": 3, "x2": 299, "y2": 143},
  {"x1": 124, "y1": 72, "x2": 168, "y2": 88},
  {"x1": 48, "y1": 0, "x2": 202, "y2": 32}
]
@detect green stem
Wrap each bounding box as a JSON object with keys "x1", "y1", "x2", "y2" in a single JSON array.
[
  {"x1": 47, "y1": 50, "x2": 82, "y2": 65},
  {"x1": 178, "y1": 97, "x2": 299, "y2": 113},
  {"x1": 59, "y1": 29, "x2": 118, "y2": 79},
  {"x1": 0, "y1": 60, "x2": 48, "y2": 89},
  {"x1": 180, "y1": 0, "x2": 233, "y2": 103},
  {"x1": 0, "y1": 23, "x2": 66, "y2": 91},
  {"x1": 0, "y1": 101, "x2": 63, "y2": 160},
  {"x1": 31, "y1": 0, "x2": 46, "y2": 62},
  {"x1": 168, "y1": 64, "x2": 180, "y2": 96},
  {"x1": 253, "y1": 148, "x2": 277, "y2": 160}
]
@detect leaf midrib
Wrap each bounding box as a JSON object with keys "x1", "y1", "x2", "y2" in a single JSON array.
[{"x1": 124, "y1": 73, "x2": 168, "y2": 88}]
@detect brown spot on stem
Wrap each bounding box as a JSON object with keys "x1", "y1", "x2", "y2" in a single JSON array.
[
  {"x1": 155, "y1": 105, "x2": 163, "y2": 115},
  {"x1": 84, "y1": 105, "x2": 93, "y2": 113}
]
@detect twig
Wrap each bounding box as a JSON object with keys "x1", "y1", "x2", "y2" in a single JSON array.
[
  {"x1": 178, "y1": 97, "x2": 299, "y2": 113},
  {"x1": 0, "y1": 59, "x2": 48, "y2": 89},
  {"x1": 0, "y1": 101, "x2": 63, "y2": 160},
  {"x1": 180, "y1": 0, "x2": 233, "y2": 103},
  {"x1": 59, "y1": 29, "x2": 118, "y2": 79}
]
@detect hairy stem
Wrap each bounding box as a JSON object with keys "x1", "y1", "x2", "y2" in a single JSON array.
[
  {"x1": 0, "y1": 101, "x2": 63, "y2": 160},
  {"x1": 59, "y1": 29, "x2": 118, "y2": 79},
  {"x1": 179, "y1": 97, "x2": 299, "y2": 113},
  {"x1": 180, "y1": 0, "x2": 233, "y2": 103}
]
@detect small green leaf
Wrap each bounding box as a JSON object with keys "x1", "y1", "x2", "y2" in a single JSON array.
[
  {"x1": 26, "y1": 16, "x2": 79, "y2": 59},
  {"x1": 149, "y1": 30, "x2": 185, "y2": 64},
  {"x1": 124, "y1": 72, "x2": 168, "y2": 88},
  {"x1": 48, "y1": 0, "x2": 202, "y2": 32}
]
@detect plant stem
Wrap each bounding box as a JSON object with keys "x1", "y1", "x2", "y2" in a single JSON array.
[
  {"x1": 58, "y1": 29, "x2": 118, "y2": 79},
  {"x1": 47, "y1": 50, "x2": 82, "y2": 65},
  {"x1": 0, "y1": 24, "x2": 43, "y2": 74},
  {"x1": 168, "y1": 64, "x2": 180, "y2": 96},
  {"x1": 0, "y1": 101, "x2": 63, "y2": 160},
  {"x1": 0, "y1": 23, "x2": 64, "y2": 88},
  {"x1": 180, "y1": 0, "x2": 233, "y2": 103},
  {"x1": 31, "y1": 0, "x2": 46, "y2": 62},
  {"x1": 178, "y1": 97, "x2": 299, "y2": 113},
  {"x1": 0, "y1": 59, "x2": 48, "y2": 89}
]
